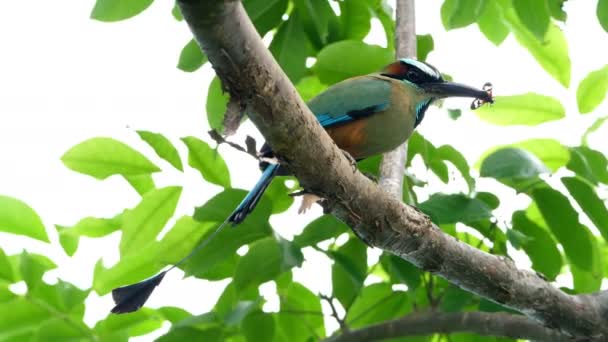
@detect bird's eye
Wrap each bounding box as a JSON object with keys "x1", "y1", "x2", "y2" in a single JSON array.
[{"x1": 406, "y1": 70, "x2": 422, "y2": 83}]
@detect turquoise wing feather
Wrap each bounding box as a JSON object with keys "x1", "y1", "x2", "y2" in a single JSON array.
[{"x1": 308, "y1": 76, "x2": 391, "y2": 128}]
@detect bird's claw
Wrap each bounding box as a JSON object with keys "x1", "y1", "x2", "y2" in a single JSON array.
[{"x1": 341, "y1": 149, "x2": 357, "y2": 173}]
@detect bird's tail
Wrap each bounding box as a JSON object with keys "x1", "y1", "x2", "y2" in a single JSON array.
[
  {"x1": 110, "y1": 163, "x2": 280, "y2": 314},
  {"x1": 228, "y1": 163, "x2": 280, "y2": 224}
]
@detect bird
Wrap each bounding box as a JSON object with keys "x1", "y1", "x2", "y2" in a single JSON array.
[{"x1": 109, "y1": 58, "x2": 494, "y2": 314}]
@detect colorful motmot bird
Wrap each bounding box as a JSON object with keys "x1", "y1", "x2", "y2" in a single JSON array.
[{"x1": 110, "y1": 58, "x2": 494, "y2": 313}]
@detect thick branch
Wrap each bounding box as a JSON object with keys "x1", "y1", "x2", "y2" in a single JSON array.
[
  {"x1": 177, "y1": 0, "x2": 608, "y2": 338},
  {"x1": 378, "y1": 0, "x2": 416, "y2": 198},
  {"x1": 325, "y1": 311, "x2": 571, "y2": 342}
]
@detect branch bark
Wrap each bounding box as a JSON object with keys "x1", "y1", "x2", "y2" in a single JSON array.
[
  {"x1": 324, "y1": 311, "x2": 571, "y2": 342},
  {"x1": 378, "y1": 0, "x2": 416, "y2": 198},
  {"x1": 176, "y1": 0, "x2": 608, "y2": 338}
]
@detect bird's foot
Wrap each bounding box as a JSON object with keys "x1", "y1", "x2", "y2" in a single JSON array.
[{"x1": 340, "y1": 149, "x2": 357, "y2": 173}]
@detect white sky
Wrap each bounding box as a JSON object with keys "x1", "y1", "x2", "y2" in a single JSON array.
[{"x1": 1, "y1": 0, "x2": 607, "y2": 340}]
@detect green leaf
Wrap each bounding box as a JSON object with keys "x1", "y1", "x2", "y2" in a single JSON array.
[
  {"x1": 18, "y1": 251, "x2": 57, "y2": 290},
  {"x1": 157, "y1": 327, "x2": 223, "y2": 341},
  {"x1": 276, "y1": 282, "x2": 324, "y2": 341},
  {"x1": 315, "y1": 40, "x2": 393, "y2": 85},
  {"x1": 224, "y1": 301, "x2": 260, "y2": 326},
  {"x1": 187, "y1": 190, "x2": 272, "y2": 277},
  {"x1": 94, "y1": 218, "x2": 214, "y2": 295},
  {"x1": 157, "y1": 216, "x2": 217, "y2": 265},
  {"x1": 159, "y1": 307, "x2": 191, "y2": 323},
  {"x1": 0, "y1": 248, "x2": 15, "y2": 283},
  {"x1": 371, "y1": 0, "x2": 395, "y2": 50},
  {"x1": 436, "y1": 145, "x2": 474, "y2": 192},
  {"x1": 501, "y1": 6, "x2": 571, "y2": 87},
  {"x1": 269, "y1": 10, "x2": 312, "y2": 84},
  {"x1": 242, "y1": 311, "x2": 275, "y2": 342},
  {"x1": 93, "y1": 246, "x2": 160, "y2": 296},
  {"x1": 120, "y1": 186, "x2": 182, "y2": 256},
  {"x1": 292, "y1": 0, "x2": 335, "y2": 49},
  {"x1": 567, "y1": 146, "x2": 608, "y2": 185},
  {"x1": 293, "y1": 215, "x2": 349, "y2": 247},
  {"x1": 244, "y1": 0, "x2": 288, "y2": 36},
  {"x1": 576, "y1": 65, "x2": 608, "y2": 114},
  {"x1": 34, "y1": 319, "x2": 91, "y2": 341},
  {"x1": 562, "y1": 177, "x2": 608, "y2": 242},
  {"x1": 418, "y1": 194, "x2": 492, "y2": 225},
  {"x1": 263, "y1": 177, "x2": 294, "y2": 214},
  {"x1": 94, "y1": 308, "x2": 164, "y2": 338},
  {"x1": 233, "y1": 237, "x2": 302, "y2": 291},
  {"x1": 340, "y1": 0, "x2": 372, "y2": 41},
  {"x1": 512, "y1": 211, "x2": 562, "y2": 280},
  {"x1": 406, "y1": 132, "x2": 453, "y2": 184},
  {"x1": 477, "y1": 1, "x2": 509, "y2": 45},
  {"x1": 90, "y1": 0, "x2": 153, "y2": 22},
  {"x1": 571, "y1": 228, "x2": 603, "y2": 293},
  {"x1": 475, "y1": 192, "x2": 500, "y2": 210},
  {"x1": 598, "y1": 0, "x2": 608, "y2": 32},
  {"x1": 181, "y1": 136, "x2": 231, "y2": 188},
  {"x1": 380, "y1": 253, "x2": 421, "y2": 290},
  {"x1": 296, "y1": 76, "x2": 328, "y2": 102},
  {"x1": 8, "y1": 250, "x2": 57, "y2": 288},
  {"x1": 476, "y1": 138, "x2": 570, "y2": 172},
  {"x1": 60, "y1": 214, "x2": 122, "y2": 238},
  {"x1": 29, "y1": 280, "x2": 89, "y2": 319},
  {"x1": 331, "y1": 238, "x2": 367, "y2": 309},
  {"x1": 440, "y1": 286, "x2": 474, "y2": 312},
  {"x1": 448, "y1": 108, "x2": 462, "y2": 120},
  {"x1": 548, "y1": 0, "x2": 567, "y2": 21},
  {"x1": 124, "y1": 174, "x2": 155, "y2": 196},
  {"x1": 62, "y1": 137, "x2": 160, "y2": 180},
  {"x1": 467, "y1": 220, "x2": 508, "y2": 254},
  {"x1": 0, "y1": 195, "x2": 48, "y2": 242},
  {"x1": 55, "y1": 225, "x2": 79, "y2": 256},
  {"x1": 479, "y1": 147, "x2": 549, "y2": 186},
  {"x1": 512, "y1": 0, "x2": 550, "y2": 41},
  {"x1": 416, "y1": 34, "x2": 434, "y2": 61},
  {"x1": 0, "y1": 298, "x2": 51, "y2": 340},
  {"x1": 214, "y1": 283, "x2": 259, "y2": 319},
  {"x1": 205, "y1": 78, "x2": 229, "y2": 134},
  {"x1": 177, "y1": 39, "x2": 207, "y2": 72},
  {"x1": 441, "y1": 0, "x2": 485, "y2": 30},
  {"x1": 171, "y1": 3, "x2": 183, "y2": 21},
  {"x1": 531, "y1": 186, "x2": 593, "y2": 271},
  {"x1": 346, "y1": 283, "x2": 411, "y2": 328},
  {"x1": 582, "y1": 116, "x2": 608, "y2": 145},
  {"x1": 137, "y1": 131, "x2": 183, "y2": 171},
  {"x1": 474, "y1": 93, "x2": 565, "y2": 126}
]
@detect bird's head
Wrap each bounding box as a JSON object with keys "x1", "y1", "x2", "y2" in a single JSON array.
[{"x1": 380, "y1": 58, "x2": 493, "y2": 126}]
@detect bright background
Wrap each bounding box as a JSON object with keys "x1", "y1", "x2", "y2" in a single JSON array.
[{"x1": 1, "y1": 0, "x2": 607, "y2": 339}]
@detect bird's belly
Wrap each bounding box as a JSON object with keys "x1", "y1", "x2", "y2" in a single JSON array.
[{"x1": 325, "y1": 111, "x2": 414, "y2": 160}]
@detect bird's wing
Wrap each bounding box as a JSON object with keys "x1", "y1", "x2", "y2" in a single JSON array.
[{"x1": 308, "y1": 76, "x2": 392, "y2": 128}]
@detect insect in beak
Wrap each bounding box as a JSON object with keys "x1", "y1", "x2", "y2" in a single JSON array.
[{"x1": 470, "y1": 82, "x2": 494, "y2": 110}]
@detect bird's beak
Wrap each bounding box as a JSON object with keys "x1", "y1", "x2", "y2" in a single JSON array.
[{"x1": 422, "y1": 81, "x2": 493, "y2": 102}]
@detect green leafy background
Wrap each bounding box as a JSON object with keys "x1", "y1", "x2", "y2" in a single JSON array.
[{"x1": 1, "y1": 0, "x2": 608, "y2": 341}]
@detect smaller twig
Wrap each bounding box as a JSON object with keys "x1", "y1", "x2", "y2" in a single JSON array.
[
  {"x1": 208, "y1": 129, "x2": 259, "y2": 159},
  {"x1": 321, "y1": 294, "x2": 349, "y2": 332}
]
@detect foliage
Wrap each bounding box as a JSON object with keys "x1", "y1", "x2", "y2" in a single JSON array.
[{"x1": 2, "y1": 0, "x2": 608, "y2": 341}]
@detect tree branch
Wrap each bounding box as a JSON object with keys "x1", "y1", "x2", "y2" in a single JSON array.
[
  {"x1": 378, "y1": 0, "x2": 416, "y2": 198},
  {"x1": 176, "y1": 0, "x2": 608, "y2": 338},
  {"x1": 324, "y1": 311, "x2": 571, "y2": 342}
]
